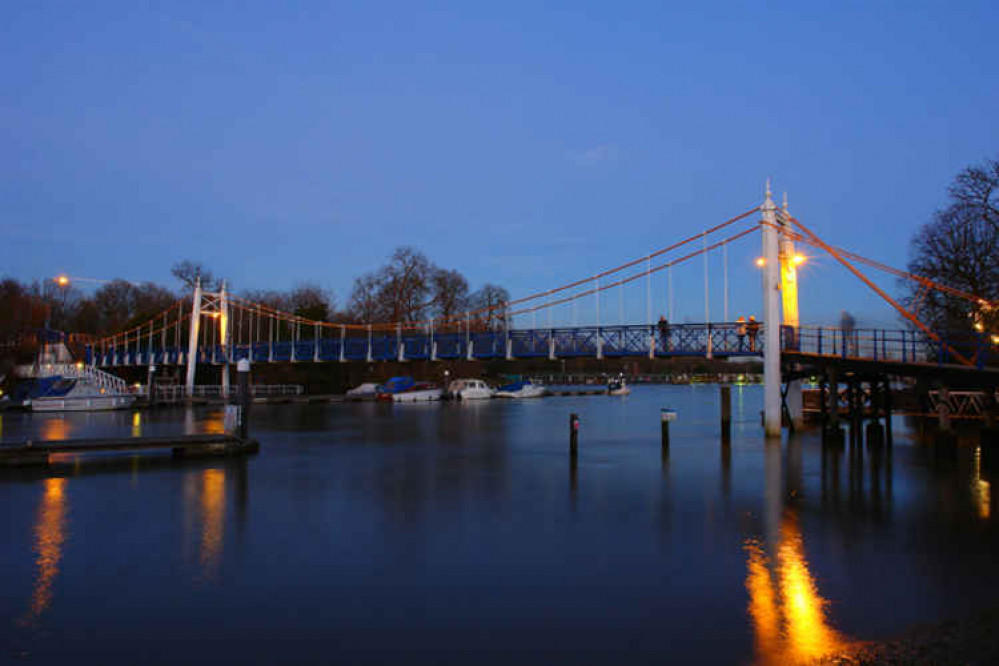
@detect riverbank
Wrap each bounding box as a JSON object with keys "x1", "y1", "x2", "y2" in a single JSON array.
[{"x1": 814, "y1": 608, "x2": 999, "y2": 665}]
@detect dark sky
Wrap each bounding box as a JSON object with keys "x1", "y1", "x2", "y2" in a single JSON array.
[{"x1": 3, "y1": 2, "x2": 997, "y2": 327}]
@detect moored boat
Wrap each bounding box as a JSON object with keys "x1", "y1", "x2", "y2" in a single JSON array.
[
  {"x1": 346, "y1": 382, "x2": 380, "y2": 401},
  {"x1": 447, "y1": 379, "x2": 494, "y2": 400},
  {"x1": 392, "y1": 382, "x2": 443, "y2": 402},
  {"x1": 494, "y1": 380, "x2": 548, "y2": 399},
  {"x1": 606, "y1": 376, "x2": 631, "y2": 396},
  {"x1": 375, "y1": 376, "x2": 416, "y2": 402}
]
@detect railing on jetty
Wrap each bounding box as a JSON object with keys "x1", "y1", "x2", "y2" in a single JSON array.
[
  {"x1": 145, "y1": 384, "x2": 304, "y2": 403},
  {"x1": 784, "y1": 326, "x2": 996, "y2": 368}
]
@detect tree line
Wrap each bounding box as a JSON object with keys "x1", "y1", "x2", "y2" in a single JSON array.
[
  {"x1": 0, "y1": 246, "x2": 509, "y2": 346},
  {"x1": 905, "y1": 155, "x2": 998, "y2": 339}
]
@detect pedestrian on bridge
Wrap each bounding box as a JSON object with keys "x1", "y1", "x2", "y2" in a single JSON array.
[
  {"x1": 840, "y1": 310, "x2": 856, "y2": 356},
  {"x1": 736, "y1": 316, "x2": 747, "y2": 351},
  {"x1": 746, "y1": 316, "x2": 760, "y2": 352},
  {"x1": 658, "y1": 316, "x2": 671, "y2": 352}
]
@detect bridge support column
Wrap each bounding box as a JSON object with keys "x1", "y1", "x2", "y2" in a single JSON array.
[
  {"x1": 596, "y1": 329, "x2": 603, "y2": 360},
  {"x1": 505, "y1": 336, "x2": 513, "y2": 361},
  {"x1": 761, "y1": 183, "x2": 782, "y2": 438},
  {"x1": 780, "y1": 194, "x2": 804, "y2": 429},
  {"x1": 397, "y1": 324, "x2": 405, "y2": 362},
  {"x1": 220, "y1": 282, "x2": 230, "y2": 398},
  {"x1": 366, "y1": 325, "x2": 373, "y2": 363},
  {"x1": 339, "y1": 326, "x2": 346, "y2": 363},
  {"x1": 549, "y1": 333, "x2": 556, "y2": 361},
  {"x1": 185, "y1": 278, "x2": 202, "y2": 396}
]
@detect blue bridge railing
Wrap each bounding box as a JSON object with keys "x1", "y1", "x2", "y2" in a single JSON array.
[{"x1": 85, "y1": 322, "x2": 764, "y2": 367}]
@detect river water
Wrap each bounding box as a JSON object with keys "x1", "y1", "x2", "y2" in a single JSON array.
[{"x1": 1, "y1": 385, "x2": 996, "y2": 664}]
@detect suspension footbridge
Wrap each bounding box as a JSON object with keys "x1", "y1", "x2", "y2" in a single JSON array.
[{"x1": 82, "y1": 184, "x2": 999, "y2": 437}]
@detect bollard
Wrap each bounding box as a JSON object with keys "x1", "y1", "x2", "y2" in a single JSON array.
[
  {"x1": 661, "y1": 408, "x2": 677, "y2": 451},
  {"x1": 237, "y1": 358, "x2": 251, "y2": 440},
  {"x1": 569, "y1": 413, "x2": 579, "y2": 457},
  {"x1": 147, "y1": 365, "x2": 156, "y2": 407},
  {"x1": 720, "y1": 385, "x2": 731, "y2": 441}
]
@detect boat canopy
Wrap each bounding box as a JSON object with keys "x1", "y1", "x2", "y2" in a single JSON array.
[{"x1": 378, "y1": 376, "x2": 415, "y2": 393}]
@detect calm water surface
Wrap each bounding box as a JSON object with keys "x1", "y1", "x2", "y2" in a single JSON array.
[{"x1": 1, "y1": 386, "x2": 997, "y2": 664}]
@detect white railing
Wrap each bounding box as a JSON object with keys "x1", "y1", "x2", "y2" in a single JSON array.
[
  {"x1": 151, "y1": 384, "x2": 304, "y2": 402},
  {"x1": 16, "y1": 362, "x2": 129, "y2": 394}
]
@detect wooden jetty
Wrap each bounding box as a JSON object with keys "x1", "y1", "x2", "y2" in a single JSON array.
[{"x1": 0, "y1": 434, "x2": 259, "y2": 468}]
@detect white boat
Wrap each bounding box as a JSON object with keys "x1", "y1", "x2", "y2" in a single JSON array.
[
  {"x1": 447, "y1": 379, "x2": 494, "y2": 400},
  {"x1": 392, "y1": 382, "x2": 443, "y2": 402},
  {"x1": 494, "y1": 380, "x2": 548, "y2": 399},
  {"x1": 606, "y1": 376, "x2": 631, "y2": 396},
  {"x1": 30, "y1": 377, "x2": 136, "y2": 412},
  {"x1": 346, "y1": 382, "x2": 380, "y2": 401},
  {"x1": 16, "y1": 341, "x2": 135, "y2": 412}
]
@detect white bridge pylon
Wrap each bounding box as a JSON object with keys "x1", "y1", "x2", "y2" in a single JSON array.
[{"x1": 185, "y1": 277, "x2": 231, "y2": 396}]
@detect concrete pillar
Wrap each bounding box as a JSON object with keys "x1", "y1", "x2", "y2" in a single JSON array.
[
  {"x1": 596, "y1": 328, "x2": 603, "y2": 360},
  {"x1": 185, "y1": 277, "x2": 202, "y2": 396},
  {"x1": 761, "y1": 181, "x2": 782, "y2": 437},
  {"x1": 339, "y1": 326, "x2": 346, "y2": 363}
]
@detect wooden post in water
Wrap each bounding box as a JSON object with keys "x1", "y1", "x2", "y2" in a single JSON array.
[
  {"x1": 237, "y1": 358, "x2": 251, "y2": 440},
  {"x1": 661, "y1": 408, "x2": 676, "y2": 452},
  {"x1": 719, "y1": 385, "x2": 731, "y2": 441},
  {"x1": 883, "y1": 378, "x2": 894, "y2": 447},
  {"x1": 569, "y1": 413, "x2": 579, "y2": 458}
]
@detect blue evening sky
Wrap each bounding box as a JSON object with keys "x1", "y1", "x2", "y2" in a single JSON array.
[{"x1": 2, "y1": 1, "x2": 997, "y2": 328}]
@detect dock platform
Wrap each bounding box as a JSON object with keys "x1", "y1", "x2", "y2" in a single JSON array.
[{"x1": 0, "y1": 434, "x2": 259, "y2": 468}]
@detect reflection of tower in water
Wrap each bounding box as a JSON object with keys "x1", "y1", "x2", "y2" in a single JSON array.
[
  {"x1": 20, "y1": 478, "x2": 69, "y2": 626},
  {"x1": 184, "y1": 469, "x2": 227, "y2": 580},
  {"x1": 747, "y1": 438, "x2": 850, "y2": 664},
  {"x1": 744, "y1": 513, "x2": 849, "y2": 664},
  {"x1": 199, "y1": 469, "x2": 226, "y2": 577}
]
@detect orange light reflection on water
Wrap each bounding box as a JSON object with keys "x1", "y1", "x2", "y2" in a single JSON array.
[
  {"x1": 744, "y1": 514, "x2": 848, "y2": 665},
  {"x1": 19, "y1": 478, "x2": 68, "y2": 626},
  {"x1": 41, "y1": 417, "x2": 71, "y2": 441},
  {"x1": 199, "y1": 469, "x2": 226, "y2": 578}
]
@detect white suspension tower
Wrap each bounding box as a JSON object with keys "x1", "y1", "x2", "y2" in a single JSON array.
[
  {"x1": 185, "y1": 277, "x2": 231, "y2": 397},
  {"x1": 761, "y1": 181, "x2": 782, "y2": 437}
]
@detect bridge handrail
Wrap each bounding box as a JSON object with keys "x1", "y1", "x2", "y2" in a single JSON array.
[{"x1": 784, "y1": 325, "x2": 995, "y2": 367}]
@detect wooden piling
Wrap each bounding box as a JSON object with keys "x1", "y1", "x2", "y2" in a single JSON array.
[
  {"x1": 720, "y1": 385, "x2": 731, "y2": 441},
  {"x1": 569, "y1": 413, "x2": 579, "y2": 457}
]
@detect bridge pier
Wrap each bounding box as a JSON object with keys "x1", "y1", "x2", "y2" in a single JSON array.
[{"x1": 761, "y1": 184, "x2": 782, "y2": 437}]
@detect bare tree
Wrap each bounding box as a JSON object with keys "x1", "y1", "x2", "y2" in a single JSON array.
[
  {"x1": 171, "y1": 260, "x2": 224, "y2": 292},
  {"x1": 347, "y1": 272, "x2": 385, "y2": 323},
  {"x1": 429, "y1": 268, "x2": 469, "y2": 323},
  {"x1": 906, "y1": 156, "x2": 999, "y2": 337},
  {"x1": 287, "y1": 282, "x2": 335, "y2": 321},
  {"x1": 469, "y1": 283, "x2": 511, "y2": 329}
]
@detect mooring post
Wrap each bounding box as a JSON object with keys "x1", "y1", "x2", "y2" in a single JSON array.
[
  {"x1": 661, "y1": 408, "x2": 676, "y2": 451},
  {"x1": 883, "y1": 379, "x2": 894, "y2": 447},
  {"x1": 237, "y1": 358, "x2": 251, "y2": 440},
  {"x1": 147, "y1": 365, "x2": 156, "y2": 407},
  {"x1": 569, "y1": 413, "x2": 579, "y2": 457},
  {"x1": 720, "y1": 385, "x2": 731, "y2": 441}
]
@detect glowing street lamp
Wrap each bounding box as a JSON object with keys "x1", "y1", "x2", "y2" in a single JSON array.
[{"x1": 755, "y1": 257, "x2": 766, "y2": 268}]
